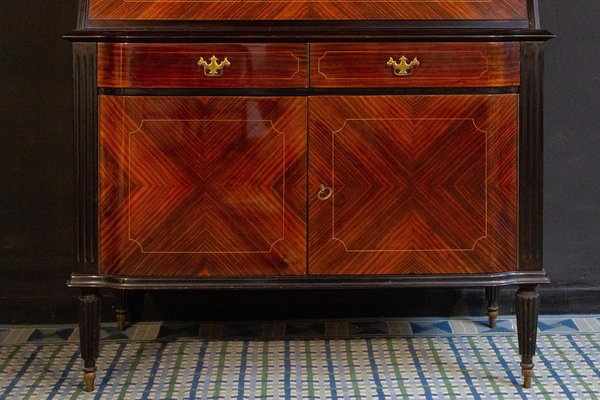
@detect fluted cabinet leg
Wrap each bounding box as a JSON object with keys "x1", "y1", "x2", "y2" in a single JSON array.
[
  {"x1": 79, "y1": 289, "x2": 101, "y2": 392},
  {"x1": 115, "y1": 290, "x2": 128, "y2": 331},
  {"x1": 485, "y1": 287, "x2": 499, "y2": 328},
  {"x1": 515, "y1": 285, "x2": 539, "y2": 389}
]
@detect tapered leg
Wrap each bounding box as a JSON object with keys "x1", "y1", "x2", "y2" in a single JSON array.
[
  {"x1": 485, "y1": 287, "x2": 499, "y2": 328},
  {"x1": 515, "y1": 285, "x2": 539, "y2": 389},
  {"x1": 115, "y1": 290, "x2": 128, "y2": 331},
  {"x1": 79, "y1": 289, "x2": 101, "y2": 392}
]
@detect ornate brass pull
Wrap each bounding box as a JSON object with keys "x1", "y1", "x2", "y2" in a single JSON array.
[
  {"x1": 387, "y1": 56, "x2": 420, "y2": 76},
  {"x1": 318, "y1": 184, "x2": 333, "y2": 201},
  {"x1": 197, "y1": 55, "x2": 230, "y2": 77}
]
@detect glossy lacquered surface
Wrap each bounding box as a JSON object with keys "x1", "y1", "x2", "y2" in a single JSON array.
[
  {"x1": 86, "y1": 0, "x2": 527, "y2": 22},
  {"x1": 311, "y1": 42, "x2": 520, "y2": 88},
  {"x1": 98, "y1": 43, "x2": 308, "y2": 89},
  {"x1": 99, "y1": 96, "x2": 307, "y2": 276},
  {"x1": 308, "y1": 95, "x2": 518, "y2": 275}
]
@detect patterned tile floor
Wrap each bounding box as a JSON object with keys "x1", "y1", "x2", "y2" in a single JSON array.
[{"x1": 1, "y1": 315, "x2": 599, "y2": 399}]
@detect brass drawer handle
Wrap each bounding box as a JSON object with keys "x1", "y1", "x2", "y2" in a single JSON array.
[
  {"x1": 318, "y1": 184, "x2": 333, "y2": 201},
  {"x1": 387, "y1": 56, "x2": 420, "y2": 76},
  {"x1": 197, "y1": 55, "x2": 230, "y2": 77}
]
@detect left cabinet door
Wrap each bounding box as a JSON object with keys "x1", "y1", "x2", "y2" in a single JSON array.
[{"x1": 99, "y1": 96, "x2": 307, "y2": 276}]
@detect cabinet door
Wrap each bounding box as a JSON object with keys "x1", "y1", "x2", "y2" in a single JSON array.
[
  {"x1": 99, "y1": 96, "x2": 306, "y2": 276},
  {"x1": 308, "y1": 95, "x2": 517, "y2": 275}
]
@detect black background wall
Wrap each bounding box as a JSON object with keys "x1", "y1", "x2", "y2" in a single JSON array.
[{"x1": 0, "y1": 1, "x2": 598, "y2": 323}]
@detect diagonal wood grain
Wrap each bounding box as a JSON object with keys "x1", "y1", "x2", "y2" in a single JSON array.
[
  {"x1": 99, "y1": 96, "x2": 307, "y2": 277},
  {"x1": 87, "y1": 0, "x2": 528, "y2": 22},
  {"x1": 308, "y1": 95, "x2": 518, "y2": 275}
]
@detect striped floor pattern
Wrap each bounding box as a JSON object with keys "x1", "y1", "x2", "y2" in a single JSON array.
[{"x1": 1, "y1": 316, "x2": 599, "y2": 399}]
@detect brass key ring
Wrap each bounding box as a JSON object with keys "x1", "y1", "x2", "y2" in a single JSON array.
[{"x1": 318, "y1": 184, "x2": 333, "y2": 201}]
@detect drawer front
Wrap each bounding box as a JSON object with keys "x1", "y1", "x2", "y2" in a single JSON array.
[
  {"x1": 98, "y1": 43, "x2": 308, "y2": 88},
  {"x1": 308, "y1": 95, "x2": 518, "y2": 275},
  {"x1": 310, "y1": 43, "x2": 520, "y2": 88},
  {"x1": 99, "y1": 96, "x2": 307, "y2": 277}
]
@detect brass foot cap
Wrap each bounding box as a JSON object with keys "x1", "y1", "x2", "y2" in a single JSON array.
[
  {"x1": 522, "y1": 367, "x2": 534, "y2": 389},
  {"x1": 84, "y1": 371, "x2": 96, "y2": 392},
  {"x1": 488, "y1": 309, "x2": 499, "y2": 329},
  {"x1": 116, "y1": 311, "x2": 127, "y2": 331}
]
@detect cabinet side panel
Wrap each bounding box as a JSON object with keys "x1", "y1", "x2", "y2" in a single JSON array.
[{"x1": 73, "y1": 42, "x2": 99, "y2": 274}]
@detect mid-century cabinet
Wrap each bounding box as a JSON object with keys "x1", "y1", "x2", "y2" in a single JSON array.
[{"x1": 66, "y1": 0, "x2": 553, "y2": 392}]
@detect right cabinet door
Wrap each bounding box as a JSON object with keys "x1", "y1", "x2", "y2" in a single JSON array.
[{"x1": 308, "y1": 95, "x2": 518, "y2": 275}]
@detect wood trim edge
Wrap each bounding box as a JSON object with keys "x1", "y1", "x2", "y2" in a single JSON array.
[{"x1": 68, "y1": 272, "x2": 550, "y2": 290}]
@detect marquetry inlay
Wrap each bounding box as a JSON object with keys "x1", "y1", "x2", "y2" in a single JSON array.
[
  {"x1": 317, "y1": 51, "x2": 489, "y2": 80},
  {"x1": 331, "y1": 118, "x2": 488, "y2": 253},
  {"x1": 126, "y1": 119, "x2": 286, "y2": 254},
  {"x1": 128, "y1": 51, "x2": 301, "y2": 81}
]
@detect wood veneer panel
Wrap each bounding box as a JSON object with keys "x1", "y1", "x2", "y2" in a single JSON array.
[
  {"x1": 99, "y1": 96, "x2": 307, "y2": 277},
  {"x1": 98, "y1": 43, "x2": 308, "y2": 89},
  {"x1": 87, "y1": 0, "x2": 527, "y2": 22},
  {"x1": 308, "y1": 94, "x2": 518, "y2": 275},
  {"x1": 311, "y1": 42, "x2": 520, "y2": 88}
]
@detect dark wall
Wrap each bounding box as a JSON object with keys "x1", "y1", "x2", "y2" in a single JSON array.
[
  {"x1": 0, "y1": 1, "x2": 598, "y2": 324},
  {"x1": 541, "y1": 3, "x2": 600, "y2": 291},
  {"x1": 0, "y1": 1, "x2": 77, "y2": 322}
]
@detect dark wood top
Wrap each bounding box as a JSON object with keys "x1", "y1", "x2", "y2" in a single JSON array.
[{"x1": 64, "y1": 28, "x2": 554, "y2": 43}]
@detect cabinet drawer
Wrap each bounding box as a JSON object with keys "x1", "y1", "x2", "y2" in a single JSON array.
[
  {"x1": 98, "y1": 43, "x2": 308, "y2": 88},
  {"x1": 310, "y1": 42, "x2": 520, "y2": 88}
]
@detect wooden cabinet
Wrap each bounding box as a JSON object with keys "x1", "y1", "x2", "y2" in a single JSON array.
[{"x1": 67, "y1": 0, "x2": 553, "y2": 393}]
